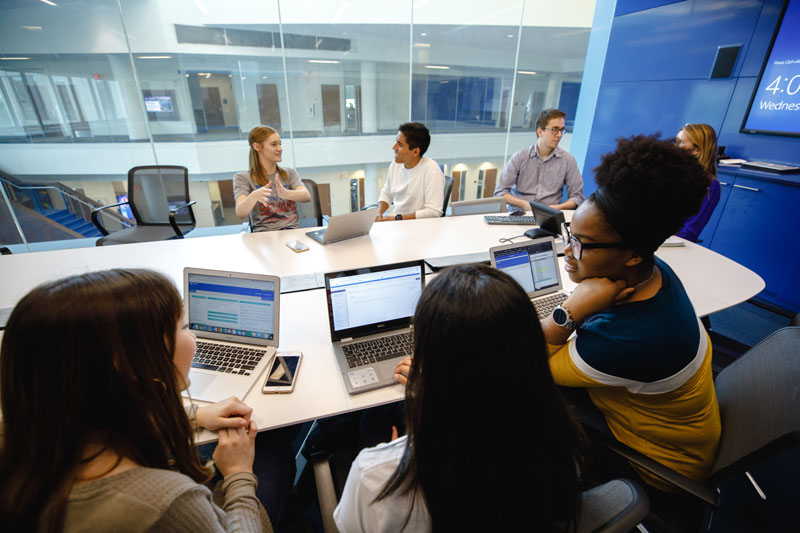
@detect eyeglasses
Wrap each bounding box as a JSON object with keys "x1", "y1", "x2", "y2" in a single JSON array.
[
  {"x1": 562, "y1": 222, "x2": 625, "y2": 260},
  {"x1": 543, "y1": 126, "x2": 567, "y2": 135}
]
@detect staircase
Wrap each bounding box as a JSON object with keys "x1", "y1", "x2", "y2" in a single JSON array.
[{"x1": 43, "y1": 209, "x2": 103, "y2": 238}]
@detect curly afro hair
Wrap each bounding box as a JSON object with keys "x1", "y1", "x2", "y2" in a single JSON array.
[{"x1": 591, "y1": 134, "x2": 710, "y2": 257}]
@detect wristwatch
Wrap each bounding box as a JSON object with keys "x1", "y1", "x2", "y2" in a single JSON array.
[
  {"x1": 552, "y1": 305, "x2": 578, "y2": 331},
  {"x1": 395, "y1": 214, "x2": 403, "y2": 221}
]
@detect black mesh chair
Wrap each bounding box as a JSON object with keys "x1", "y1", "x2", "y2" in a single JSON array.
[
  {"x1": 442, "y1": 175, "x2": 454, "y2": 216},
  {"x1": 91, "y1": 165, "x2": 196, "y2": 246},
  {"x1": 585, "y1": 326, "x2": 800, "y2": 530},
  {"x1": 297, "y1": 178, "x2": 323, "y2": 228}
]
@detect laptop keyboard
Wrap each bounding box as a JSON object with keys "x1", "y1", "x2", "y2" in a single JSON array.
[
  {"x1": 484, "y1": 215, "x2": 538, "y2": 225},
  {"x1": 533, "y1": 293, "x2": 568, "y2": 320},
  {"x1": 192, "y1": 340, "x2": 269, "y2": 376},
  {"x1": 342, "y1": 331, "x2": 413, "y2": 368}
]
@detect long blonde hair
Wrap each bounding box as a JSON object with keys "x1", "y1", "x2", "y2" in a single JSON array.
[
  {"x1": 680, "y1": 123, "x2": 718, "y2": 178},
  {"x1": 248, "y1": 125, "x2": 287, "y2": 186}
]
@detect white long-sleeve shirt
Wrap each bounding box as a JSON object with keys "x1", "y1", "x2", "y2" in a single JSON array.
[{"x1": 379, "y1": 157, "x2": 445, "y2": 219}]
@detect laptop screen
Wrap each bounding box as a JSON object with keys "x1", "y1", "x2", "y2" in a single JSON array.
[
  {"x1": 187, "y1": 272, "x2": 276, "y2": 340},
  {"x1": 325, "y1": 260, "x2": 424, "y2": 341},
  {"x1": 492, "y1": 240, "x2": 560, "y2": 295}
]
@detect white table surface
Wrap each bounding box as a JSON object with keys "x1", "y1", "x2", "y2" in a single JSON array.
[{"x1": 0, "y1": 213, "x2": 765, "y2": 441}]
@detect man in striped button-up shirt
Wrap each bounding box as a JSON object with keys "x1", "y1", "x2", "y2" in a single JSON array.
[{"x1": 494, "y1": 108, "x2": 584, "y2": 212}]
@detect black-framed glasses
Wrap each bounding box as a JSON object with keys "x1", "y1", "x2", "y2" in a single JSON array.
[
  {"x1": 562, "y1": 222, "x2": 625, "y2": 260},
  {"x1": 543, "y1": 126, "x2": 567, "y2": 135}
]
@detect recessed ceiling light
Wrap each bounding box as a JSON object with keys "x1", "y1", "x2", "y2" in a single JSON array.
[
  {"x1": 308, "y1": 60, "x2": 340, "y2": 64},
  {"x1": 517, "y1": 70, "x2": 538, "y2": 75},
  {"x1": 40, "y1": 0, "x2": 57, "y2": 6},
  {"x1": 414, "y1": 43, "x2": 431, "y2": 48},
  {"x1": 1, "y1": 57, "x2": 30, "y2": 60},
  {"x1": 424, "y1": 65, "x2": 449, "y2": 69},
  {"x1": 507, "y1": 34, "x2": 515, "y2": 38},
  {"x1": 421, "y1": 32, "x2": 427, "y2": 36},
  {"x1": 21, "y1": 26, "x2": 43, "y2": 31},
  {"x1": 137, "y1": 55, "x2": 172, "y2": 59}
]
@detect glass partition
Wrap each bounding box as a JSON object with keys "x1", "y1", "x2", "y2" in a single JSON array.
[{"x1": 0, "y1": 0, "x2": 595, "y2": 252}]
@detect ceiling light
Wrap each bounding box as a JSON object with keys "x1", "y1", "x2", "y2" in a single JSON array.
[
  {"x1": 21, "y1": 26, "x2": 43, "y2": 31},
  {"x1": 424, "y1": 65, "x2": 449, "y2": 70},
  {"x1": 1, "y1": 57, "x2": 30, "y2": 60},
  {"x1": 262, "y1": 76, "x2": 268, "y2": 79},
  {"x1": 308, "y1": 60, "x2": 340, "y2": 64},
  {"x1": 517, "y1": 70, "x2": 538, "y2": 75},
  {"x1": 421, "y1": 32, "x2": 427, "y2": 36},
  {"x1": 413, "y1": 43, "x2": 431, "y2": 48},
  {"x1": 40, "y1": 0, "x2": 57, "y2": 6},
  {"x1": 507, "y1": 34, "x2": 515, "y2": 38},
  {"x1": 137, "y1": 55, "x2": 172, "y2": 59}
]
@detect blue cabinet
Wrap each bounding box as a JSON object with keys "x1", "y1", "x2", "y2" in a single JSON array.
[
  {"x1": 696, "y1": 178, "x2": 732, "y2": 246},
  {"x1": 709, "y1": 171, "x2": 800, "y2": 313}
]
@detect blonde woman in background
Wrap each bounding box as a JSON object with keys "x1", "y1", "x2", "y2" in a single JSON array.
[
  {"x1": 234, "y1": 126, "x2": 310, "y2": 231},
  {"x1": 674, "y1": 123, "x2": 721, "y2": 241}
]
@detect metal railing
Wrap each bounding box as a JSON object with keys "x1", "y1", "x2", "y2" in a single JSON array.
[{"x1": 0, "y1": 172, "x2": 134, "y2": 250}]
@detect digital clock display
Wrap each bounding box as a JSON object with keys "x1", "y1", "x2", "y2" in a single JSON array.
[{"x1": 742, "y1": 0, "x2": 800, "y2": 136}]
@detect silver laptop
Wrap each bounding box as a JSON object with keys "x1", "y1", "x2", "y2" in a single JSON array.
[
  {"x1": 306, "y1": 207, "x2": 379, "y2": 245},
  {"x1": 325, "y1": 260, "x2": 425, "y2": 394},
  {"x1": 183, "y1": 268, "x2": 280, "y2": 403},
  {"x1": 489, "y1": 236, "x2": 568, "y2": 319},
  {"x1": 451, "y1": 197, "x2": 506, "y2": 216}
]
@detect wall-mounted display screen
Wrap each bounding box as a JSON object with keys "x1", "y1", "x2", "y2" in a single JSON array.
[{"x1": 741, "y1": 0, "x2": 800, "y2": 137}]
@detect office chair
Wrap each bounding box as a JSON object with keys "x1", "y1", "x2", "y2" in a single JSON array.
[
  {"x1": 585, "y1": 326, "x2": 800, "y2": 530},
  {"x1": 311, "y1": 452, "x2": 649, "y2": 533},
  {"x1": 442, "y1": 175, "x2": 454, "y2": 216},
  {"x1": 91, "y1": 165, "x2": 196, "y2": 246},
  {"x1": 297, "y1": 178, "x2": 323, "y2": 228}
]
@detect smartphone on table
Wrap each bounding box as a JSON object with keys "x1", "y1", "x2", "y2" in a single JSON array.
[
  {"x1": 285, "y1": 240, "x2": 309, "y2": 253},
  {"x1": 262, "y1": 352, "x2": 302, "y2": 393}
]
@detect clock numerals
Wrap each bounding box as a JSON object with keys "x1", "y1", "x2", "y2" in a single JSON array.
[
  {"x1": 787, "y1": 74, "x2": 800, "y2": 96},
  {"x1": 765, "y1": 75, "x2": 781, "y2": 95}
]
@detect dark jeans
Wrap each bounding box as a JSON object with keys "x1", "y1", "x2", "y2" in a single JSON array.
[{"x1": 198, "y1": 424, "x2": 299, "y2": 526}]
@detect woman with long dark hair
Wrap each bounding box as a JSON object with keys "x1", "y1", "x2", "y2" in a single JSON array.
[
  {"x1": 0, "y1": 269, "x2": 272, "y2": 531},
  {"x1": 234, "y1": 125, "x2": 310, "y2": 231},
  {"x1": 333, "y1": 264, "x2": 588, "y2": 532}
]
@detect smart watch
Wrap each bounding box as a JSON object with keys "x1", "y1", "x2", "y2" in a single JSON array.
[
  {"x1": 552, "y1": 305, "x2": 577, "y2": 331},
  {"x1": 395, "y1": 214, "x2": 403, "y2": 221}
]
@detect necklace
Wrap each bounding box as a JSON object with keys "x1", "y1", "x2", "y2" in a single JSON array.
[{"x1": 632, "y1": 266, "x2": 657, "y2": 291}]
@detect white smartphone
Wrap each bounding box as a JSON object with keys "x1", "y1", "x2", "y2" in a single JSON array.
[
  {"x1": 262, "y1": 352, "x2": 302, "y2": 393},
  {"x1": 285, "y1": 240, "x2": 309, "y2": 253}
]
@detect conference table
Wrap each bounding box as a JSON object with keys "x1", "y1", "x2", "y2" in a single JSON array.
[{"x1": 0, "y1": 214, "x2": 765, "y2": 442}]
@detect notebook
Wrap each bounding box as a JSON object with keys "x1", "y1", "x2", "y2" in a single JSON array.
[
  {"x1": 451, "y1": 197, "x2": 506, "y2": 216},
  {"x1": 306, "y1": 207, "x2": 380, "y2": 245},
  {"x1": 183, "y1": 268, "x2": 280, "y2": 403},
  {"x1": 324, "y1": 260, "x2": 425, "y2": 394},
  {"x1": 489, "y1": 236, "x2": 569, "y2": 319}
]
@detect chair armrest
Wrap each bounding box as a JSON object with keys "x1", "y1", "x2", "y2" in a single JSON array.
[
  {"x1": 91, "y1": 201, "x2": 129, "y2": 236},
  {"x1": 362, "y1": 203, "x2": 378, "y2": 211},
  {"x1": 168, "y1": 200, "x2": 196, "y2": 238},
  {"x1": 586, "y1": 426, "x2": 720, "y2": 507}
]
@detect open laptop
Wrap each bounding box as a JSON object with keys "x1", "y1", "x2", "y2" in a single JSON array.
[
  {"x1": 183, "y1": 267, "x2": 280, "y2": 403},
  {"x1": 306, "y1": 207, "x2": 379, "y2": 245},
  {"x1": 324, "y1": 260, "x2": 425, "y2": 394},
  {"x1": 489, "y1": 236, "x2": 569, "y2": 319},
  {"x1": 451, "y1": 197, "x2": 506, "y2": 216}
]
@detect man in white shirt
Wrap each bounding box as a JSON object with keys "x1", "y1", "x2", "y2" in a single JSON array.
[{"x1": 377, "y1": 122, "x2": 445, "y2": 221}]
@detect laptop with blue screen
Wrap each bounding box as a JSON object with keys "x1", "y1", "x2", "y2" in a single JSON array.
[
  {"x1": 183, "y1": 267, "x2": 280, "y2": 403},
  {"x1": 489, "y1": 236, "x2": 568, "y2": 320},
  {"x1": 325, "y1": 260, "x2": 425, "y2": 394}
]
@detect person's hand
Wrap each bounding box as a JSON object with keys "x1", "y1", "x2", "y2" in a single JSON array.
[
  {"x1": 393, "y1": 357, "x2": 412, "y2": 385},
  {"x1": 249, "y1": 185, "x2": 272, "y2": 206},
  {"x1": 274, "y1": 176, "x2": 289, "y2": 199},
  {"x1": 195, "y1": 397, "x2": 252, "y2": 431},
  {"x1": 565, "y1": 278, "x2": 635, "y2": 322},
  {"x1": 213, "y1": 420, "x2": 257, "y2": 477},
  {"x1": 390, "y1": 426, "x2": 400, "y2": 441}
]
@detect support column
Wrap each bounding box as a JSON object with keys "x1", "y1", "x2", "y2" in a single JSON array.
[
  {"x1": 364, "y1": 163, "x2": 379, "y2": 205},
  {"x1": 544, "y1": 73, "x2": 564, "y2": 110},
  {"x1": 107, "y1": 55, "x2": 149, "y2": 141},
  {"x1": 360, "y1": 61, "x2": 378, "y2": 134}
]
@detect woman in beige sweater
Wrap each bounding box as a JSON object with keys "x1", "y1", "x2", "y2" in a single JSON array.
[{"x1": 0, "y1": 269, "x2": 272, "y2": 532}]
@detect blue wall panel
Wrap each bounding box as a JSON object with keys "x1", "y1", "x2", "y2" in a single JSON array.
[
  {"x1": 741, "y1": 0, "x2": 786, "y2": 77},
  {"x1": 602, "y1": 0, "x2": 761, "y2": 83},
  {"x1": 615, "y1": 0, "x2": 685, "y2": 17}
]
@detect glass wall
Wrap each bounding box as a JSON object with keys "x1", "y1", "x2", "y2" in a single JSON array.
[{"x1": 0, "y1": 0, "x2": 595, "y2": 251}]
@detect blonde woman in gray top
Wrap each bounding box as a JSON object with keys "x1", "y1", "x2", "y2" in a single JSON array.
[
  {"x1": 234, "y1": 126, "x2": 310, "y2": 231},
  {"x1": 0, "y1": 269, "x2": 273, "y2": 532}
]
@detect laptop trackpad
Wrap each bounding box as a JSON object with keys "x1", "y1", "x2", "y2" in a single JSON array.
[{"x1": 188, "y1": 372, "x2": 217, "y2": 396}]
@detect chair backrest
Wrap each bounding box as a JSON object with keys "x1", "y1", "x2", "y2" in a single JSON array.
[
  {"x1": 709, "y1": 326, "x2": 800, "y2": 483},
  {"x1": 577, "y1": 478, "x2": 649, "y2": 532},
  {"x1": 442, "y1": 175, "x2": 454, "y2": 216},
  {"x1": 128, "y1": 166, "x2": 192, "y2": 225},
  {"x1": 298, "y1": 178, "x2": 323, "y2": 228}
]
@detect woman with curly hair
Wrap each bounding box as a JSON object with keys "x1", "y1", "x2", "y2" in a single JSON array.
[{"x1": 541, "y1": 135, "x2": 720, "y2": 497}]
